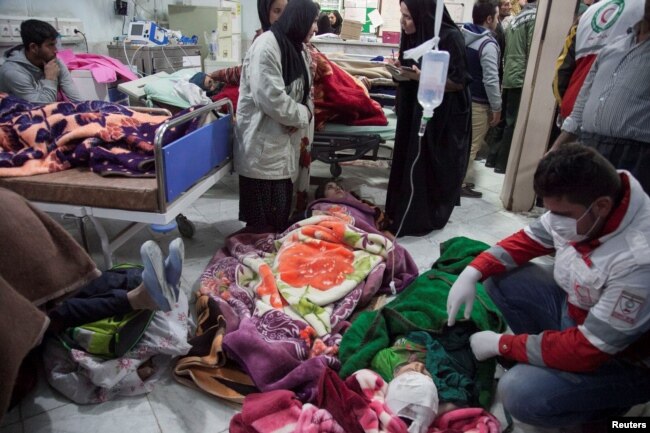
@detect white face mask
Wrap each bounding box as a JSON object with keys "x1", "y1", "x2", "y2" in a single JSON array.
[{"x1": 547, "y1": 202, "x2": 600, "y2": 243}]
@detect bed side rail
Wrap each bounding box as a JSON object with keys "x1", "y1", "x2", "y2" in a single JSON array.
[
  {"x1": 152, "y1": 99, "x2": 234, "y2": 212},
  {"x1": 129, "y1": 106, "x2": 173, "y2": 116}
]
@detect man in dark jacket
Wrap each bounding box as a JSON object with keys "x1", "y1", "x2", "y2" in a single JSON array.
[
  {"x1": 490, "y1": 0, "x2": 537, "y2": 174},
  {"x1": 461, "y1": 0, "x2": 502, "y2": 198}
]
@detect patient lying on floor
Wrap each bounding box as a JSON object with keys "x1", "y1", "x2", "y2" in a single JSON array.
[
  {"x1": 194, "y1": 177, "x2": 418, "y2": 402},
  {"x1": 0, "y1": 187, "x2": 190, "y2": 416},
  {"x1": 291, "y1": 179, "x2": 393, "y2": 237}
]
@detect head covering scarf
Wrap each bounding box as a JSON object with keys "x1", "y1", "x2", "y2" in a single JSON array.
[
  {"x1": 398, "y1": 0, "x2": 457, "y2": 65},
  {"x1": 189, "y1": 72, "x2": 209, "y2": 91},
  {"x1": 270, "y1": 0, "x2": 319, "y2": 103},
  {"x1": 317, "y1": 13, "x2": 335, "y2": 35},
  {"x1": 331, "y1": 10, "x2": 343, "y2": 34},
  {"x1": 257, "y1": 0, "x2": 275, "y2": 31}
]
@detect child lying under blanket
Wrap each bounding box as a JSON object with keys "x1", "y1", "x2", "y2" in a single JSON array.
[{"x1": 189, "y1": 187, "x2": 418, "y2": 402}]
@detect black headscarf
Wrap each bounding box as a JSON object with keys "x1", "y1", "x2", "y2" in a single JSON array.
[
  {"x1": 258, "y1": 0, "x2": 275, "y2": 31},
  {"x1": 398, "y1": 0, "x2": 458, "y2": 65},
  {"x1": 331, "y1": 10, "x2": 343, "y2": 35},
  {"x1": 270, "y1": 0, "x2": 319, "y2": 103},
  {"x1": 317, "y1": 13, "x2": 335, "y2": 35}
]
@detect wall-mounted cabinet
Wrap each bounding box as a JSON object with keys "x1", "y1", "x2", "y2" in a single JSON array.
[{"x1": 168, "y1": 4, "x2": 242, "y2": 63}]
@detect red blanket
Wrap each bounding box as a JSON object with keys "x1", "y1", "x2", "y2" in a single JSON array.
[
  {"x1": 311, "y1": 51, "x2": 387, "y2": 130},
  {"x1": 211, "y1": 50, "x2": 387, "y2": 130}
]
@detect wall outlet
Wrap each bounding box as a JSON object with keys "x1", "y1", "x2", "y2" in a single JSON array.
[
  {"x1": 55, "y1": 18, "x2": 83, "y2": 44},
  {"x1": 0, "y1": 15, "x2": 19, "y2": 34},
  {"x1": 63, "y1": 18, "x2": 83, "y2": 34},
  {"x1": 10, "y1": 23, "x2": 20, "y2": 38},
  {"x1": 115, "y1": 0, "x2": 128, "y2": 16},
  {"x1": 0, "y1": 15, "x2": 72, "y2": 46},
  {"x1": 0, "y1": 18, "x2": 24, "y2": 45}
]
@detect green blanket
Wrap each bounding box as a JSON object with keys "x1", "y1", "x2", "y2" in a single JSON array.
[{"x1": 338, "y1": 237, "x2": 506, "y2": 408}]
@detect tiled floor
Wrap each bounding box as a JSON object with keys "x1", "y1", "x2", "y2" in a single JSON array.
[{"x1": 1, "y1": 158, "x2": 646, "y2": 433}]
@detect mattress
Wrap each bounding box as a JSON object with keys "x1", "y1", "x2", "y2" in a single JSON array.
[
  {"x1": 319, "y1": 107, "x2": 397, "y2": 141},
  {"x1": 0, "y1": 169, "x2": 160, "y2": 212}
]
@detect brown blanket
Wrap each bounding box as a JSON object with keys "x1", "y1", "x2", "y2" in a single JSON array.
[
  {"x1": 173, "y1": 295, "x2": 258, "y2": 404},
  {"x1": 0, "y1": 187, "x2": 100, "y2": 422}
]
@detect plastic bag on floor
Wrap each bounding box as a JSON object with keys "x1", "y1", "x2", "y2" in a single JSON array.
[{"x1": 43, "y1": 291, "x2": 192, "y2": 404}]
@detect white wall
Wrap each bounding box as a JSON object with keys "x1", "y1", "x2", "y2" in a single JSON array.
[{"x1": 0, "y1": 0, "x2": 256, "y2": 60}]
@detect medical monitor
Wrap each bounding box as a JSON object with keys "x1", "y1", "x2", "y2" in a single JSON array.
[
  {"x1": 129, "y1": 23, "x2": 145, "y2": 38},
  {"x1": 127, "y1": 21, "x2": 168, "y2": 45}
]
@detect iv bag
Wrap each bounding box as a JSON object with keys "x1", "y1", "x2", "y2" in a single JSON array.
[{"x1": 417, "y1": 50, "x2": 449, "y2": 118}]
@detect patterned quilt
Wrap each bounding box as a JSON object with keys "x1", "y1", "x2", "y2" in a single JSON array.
[
  {"x1": 0, "y1": 93, "x2": 197, "y2": 177},
  {"x1": 197, "y1": 197, "x2": 418, "y2": 401}
]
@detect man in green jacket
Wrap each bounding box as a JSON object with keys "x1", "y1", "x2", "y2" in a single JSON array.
[{"x1": 490, "y1": 0, "x2": 537, "y2": 173}]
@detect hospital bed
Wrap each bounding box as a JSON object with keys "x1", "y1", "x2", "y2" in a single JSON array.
[
  {"x1": 118, "y1": 65, "x2": 398, "y2": 179},
  {"x1": 0, "y1": 100, "x2": 234, "y2": 269}
]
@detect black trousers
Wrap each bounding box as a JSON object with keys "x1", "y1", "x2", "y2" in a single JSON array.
[
  {"x1": 492, "y1": 87, "x2": 523, "y2": 172},
  {"x1": 581, "y1": 132, "x2": 650, "y2": 196},
  {"x1": 49, "y1": 268, "x2": 142, "y2": 330}
]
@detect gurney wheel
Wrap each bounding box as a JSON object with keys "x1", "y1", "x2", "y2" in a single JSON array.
[
  {"x1": 330, "y1": 163, "x2": 342, "y2": 178},
  {"x1": 175, "y1": 214, "x2": 195, "y2": 239}
]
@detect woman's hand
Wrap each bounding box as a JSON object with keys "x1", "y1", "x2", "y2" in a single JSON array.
[
  {"x1": 285, "y1": 104, "x2": 312, "y2": 134},
  {"x1": 399, "y1": 65, "x2": 420, "y2": 81}
]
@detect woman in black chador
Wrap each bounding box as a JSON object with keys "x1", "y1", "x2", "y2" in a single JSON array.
[{"x1": 385, "y1": 0, "x2": 471, "y2": 237}]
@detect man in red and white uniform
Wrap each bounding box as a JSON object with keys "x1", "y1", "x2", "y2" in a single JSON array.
[
  {"x1": 553, "y1": 0, "x2": 644, "y2": 119},
  {"x1": 446, "y1": 143, "x2": 650, "y2": 428}
]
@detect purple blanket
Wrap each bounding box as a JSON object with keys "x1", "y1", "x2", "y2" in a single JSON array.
[
  {"x1": 0, "y1": 93, "x2": 199, "y2": 177},
  {"x1": 198, "y1": 195, "x2": 418, "y2": 401}
]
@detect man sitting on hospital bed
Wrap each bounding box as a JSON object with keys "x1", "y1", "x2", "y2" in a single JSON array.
[{"x1": 0, "y1": 19, "x2": 82, "y2": 104}]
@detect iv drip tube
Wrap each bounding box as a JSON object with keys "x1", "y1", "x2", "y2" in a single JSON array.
[{"x1": 388, "y1": 0, "x2": 448, "y2": 293}]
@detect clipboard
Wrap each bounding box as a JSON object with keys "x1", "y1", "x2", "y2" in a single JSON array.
[{"x1": 385, "y1": 64, "x2": 419, "y2": 81}]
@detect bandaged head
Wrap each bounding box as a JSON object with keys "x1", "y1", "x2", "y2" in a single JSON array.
[{"x1": 386, "y1": 368, "x2": 439, "y2": 433}]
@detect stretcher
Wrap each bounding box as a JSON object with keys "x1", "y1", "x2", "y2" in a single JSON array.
[{"x1": 312, "y1": 106, "x2": 397, "y2": 177}]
